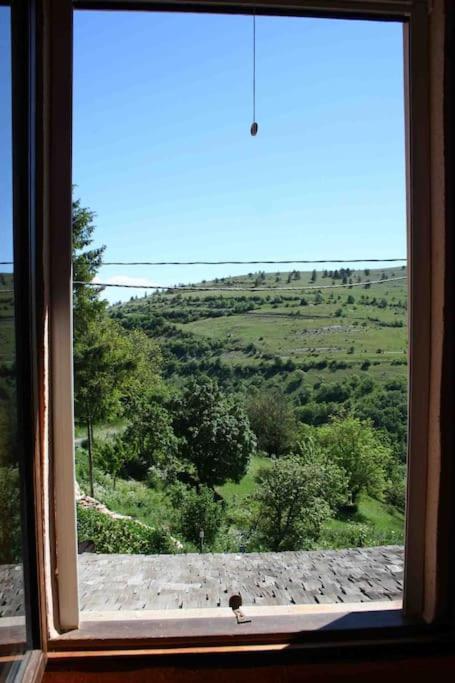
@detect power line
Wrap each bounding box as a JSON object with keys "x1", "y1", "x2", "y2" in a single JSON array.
[
  {"x1": 73, "y1": 275, "x2": 406, "y2": 292},
  {"x1": 1, "y1": 258, "x2": 407, "y2": 267},
  {"x1": 98, "y1": 258, "x2": 407, "y2": 266}
]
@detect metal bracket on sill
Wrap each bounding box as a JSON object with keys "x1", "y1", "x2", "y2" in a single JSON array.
[{"x1": 229, "y1": 593, "x2": 252, "y2": 624}]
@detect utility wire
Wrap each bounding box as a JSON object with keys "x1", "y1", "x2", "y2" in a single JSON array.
[
  {"x1": 73, "y1": 275, "x2": 406, "y2": 292},
  {"x1": 99, "y1": 258, "x2": 406, "y2": 266},
  {"x1": 1, "y1": 258, "x2": 407, "y2": 266}
]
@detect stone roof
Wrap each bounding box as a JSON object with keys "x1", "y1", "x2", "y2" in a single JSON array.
[
  {"x1": 78, "y1": 545, "x2": 403, "y2": 612},
  {"x1": 1, "y1": 546, "x2": 403, "y2": 617}
]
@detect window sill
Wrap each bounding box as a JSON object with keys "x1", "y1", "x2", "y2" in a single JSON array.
[{"x1": 47, "y1": 601, "x2": 439, "y2": 654}]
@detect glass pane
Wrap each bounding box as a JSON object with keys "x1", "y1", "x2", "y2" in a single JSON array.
[
  {"x1": 74, "y1": 11, "x2": 406, "y2": 615},
  {"x1": 0, "y1": 4, "x2": 27, "y2": 676}
]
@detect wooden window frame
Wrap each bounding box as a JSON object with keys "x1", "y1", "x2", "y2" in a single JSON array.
[{"x1": 24, "y1": 0, "x2": 454, "y2": 658}]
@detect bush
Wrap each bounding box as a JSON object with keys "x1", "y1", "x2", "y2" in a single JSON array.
[
  {"x1": 247, "y1": 388, "x2": 296, "y2": 456},
  {"x1": 252, "y1": 455, "x2": 332, "y2": 551},
  {"x1": 0, "y1": 466, "x2": 22, "y2": 563},
  {"x1": 77, "y1": 505, "x2": 175, "y2": 554},
  {"x1": 320, "y1": 522, "x2": 404, "y2": 549},
  {"x1": 174, "y1": 485, "x2": 224, "y2": 548},
  {"x1": 384, "y1": 465, "x2": 407, "y2": 513}
]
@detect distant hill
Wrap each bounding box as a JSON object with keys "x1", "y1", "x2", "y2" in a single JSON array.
[{"x1": 111, "y1": 266, "x2": 408, "y2": 389}]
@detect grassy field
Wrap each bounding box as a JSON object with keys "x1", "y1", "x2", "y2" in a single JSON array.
[
  {"x1": 324, "y1": 496, "x2": 404, "y2": 536},
  {"x1": 79, "y1": 449, "x2": 404, "y2": 551},
  {"x1": 75, "y1": 266, "x2": 408, "y2": 553},
  {"x1": 216, "y1": 455, "x2": 272, "y2": 504},
  {"x1": 217, "y1": 454, "x2": 404, "y2": 544},
  {"x1": 115, "y1": 266, "x2": 408, "y2": 388}
]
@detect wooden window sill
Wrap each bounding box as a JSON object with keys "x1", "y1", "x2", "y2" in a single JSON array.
[{"x1": 47, "y1": 601, "x2": 438, "y2": 654}]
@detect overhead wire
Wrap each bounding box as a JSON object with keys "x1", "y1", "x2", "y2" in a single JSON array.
[
  {"x1": 73, "y1": 275, "x2": 406, "y2": 292},
  {"x1": 1, "y1": 258, "x2": 407, "y2": 266}
]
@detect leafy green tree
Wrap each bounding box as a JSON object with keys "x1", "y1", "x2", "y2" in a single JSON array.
[
  {"x1": 172, "y1": 378, "x2": 256, "y2": 487},
  {"x1": 247, "y1": 388, "x2": 296, "y2": 456},
  {"x1": 316, "y1": 417, "x2": 392, "y2": 503},
  {"x1": 294, "y1": 429, "x2": 349, "y2": 512},
  {"x1": 119, "y1": 329, "x2": 163, "y2": 415},
  {"x1": 174, "y1": 485, "x2": 224, "y2": 548},
  {"x1": 252, "y1": 455, "x2": 331, "y2": 551},
  {"x1": 72, "y1": 195, "x2": 106, "y2": 340},
  {"x1": 352, "y1": 381, "x2": 407, "y2": 461},
  {"x1": 72, "y1": 195, "x2": 163, "y2": 496},
  {"x1": 74, "y1": 317, "x2": 136, "y2": 496},
  {"x1": 122, "y1": 397, "x2": 180, "y2": 481},
  {"x1": 95, "y1": 435, "x2": 133, "y2": 489}
]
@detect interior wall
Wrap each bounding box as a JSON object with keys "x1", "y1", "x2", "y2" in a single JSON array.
[{"x1": 43, "y1": 653, "x2": 455, "y2": 682}]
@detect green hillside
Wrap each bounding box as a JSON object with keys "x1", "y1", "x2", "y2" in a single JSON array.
[
  {"x1": 112, "y1": 265, "x2": 407, "y2": 387},
  {"x1": 74, "y1": 264, "x2": 408, "y2": 554},
  {"x1": 111, "y1": 266, "x2": 408, "y2": 462}
]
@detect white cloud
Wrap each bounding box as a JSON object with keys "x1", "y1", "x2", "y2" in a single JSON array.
[
  {"x1": 92, "y1": 274, "x2": 164, "y2": 303},
  {"x1": 93, "y1": 274, "x2": 160, "y2": 289}
]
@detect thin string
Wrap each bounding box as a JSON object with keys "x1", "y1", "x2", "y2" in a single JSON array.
[{"x1": 253, "y1": 12, "x2": 256, "y2": 124}]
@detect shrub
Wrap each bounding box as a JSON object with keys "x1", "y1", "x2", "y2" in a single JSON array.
[
  {"x1": 320, "y1": 522, "x2": 404, "y2": 549},
  {"x1": 77, "y1": 505, "x2": 175, "y2": 554},
  {"x1": 174, "y1": 485, "x2": 224, "y2": 548},
  {"x1": 252, "y1": 455, "x2": 332, "y2": 551},
  {"x1": 0, "y1": 466, "x2": 22, "y2": 563},
  {"x1": 247, "y1": 388, "x2": 297, "y2": 456},
  {"x1": 384, "y1": 465, "x2": 407, "y2": 513},
  {"x1": 315, "y1": 416, "x2": 393, "y2": 503}
]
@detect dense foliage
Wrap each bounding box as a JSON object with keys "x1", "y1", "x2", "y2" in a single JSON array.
[
  {"x1": 77, "y1": 505, "x2": 175, "y2": 554},
  {"x1": 171, "y1": 379, "x2": 256, "y2": 487},
  {"x1": 0, "y1": 466, "x2": 22, "y2": 563},
  {"x1": 71, "y1": 195, "x2": 407, "y2": 556}
]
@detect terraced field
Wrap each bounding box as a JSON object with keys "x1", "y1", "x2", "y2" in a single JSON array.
[{"x1": 114, "y1": 266, "x2": 408, "y2": 387}]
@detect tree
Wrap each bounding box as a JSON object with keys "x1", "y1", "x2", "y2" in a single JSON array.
[
  {"x1": 294, "y1": 428, "x2": 348, "y2": 511},
  {"x1": 72, "y1": 195, "x2": 106, "y2": 340},
  {"x1": 315, "y1": 417, "x2": 392, "y2": 503},
  {"x1": 252, "y1": 455, "x2": 331, "y2": 551},
  {"x1": 310, "y1": 269, "x2": 317, "y2": 282},
  {"x1": 174, "y1": 485, "x2": 224, "y2": 548},
  {"x1": 353, "y1": 381, "x2": 407, "y2": 461},
  {"x1": 119, "y1": 329, "x2": 163, "y2": 416},
  {"x1": 122, "y1": 397, "x2": 180, "y2": 481},
  {"x1": 74, "y1": 317, "x2": 136, "y2": 496},
  {"x1": 72, "y1": 195, "x2": 163, "y2": 495},
  {"x1": 95, "y1": 434, "x2": 133, "y2": 489},
  {"x1": 247, "y1": 388, "x2": 297, "y2": 456},
  {"x1": 172, "y1": 378, "x2": 256, "y2": 487}
]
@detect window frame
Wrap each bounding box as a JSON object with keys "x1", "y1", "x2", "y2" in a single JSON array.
[{"x1": 28, "y1": 0, "x2": 453, "y2": 655}]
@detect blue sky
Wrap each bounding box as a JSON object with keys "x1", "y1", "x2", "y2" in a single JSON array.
[{"x1": 2, "y1": 10, "x2": 407, "y2": 301}]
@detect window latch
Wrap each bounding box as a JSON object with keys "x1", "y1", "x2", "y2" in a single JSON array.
[{"x1": 229, "y1": 593, "x2": 251, "y2": 624}]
